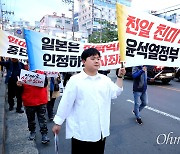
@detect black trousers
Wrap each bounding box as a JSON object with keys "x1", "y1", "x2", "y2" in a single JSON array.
[
  {"x1": 25, "y1": 104, "x2": 48, "y2": 134},
  {"x1": 71, "y1": 137, "x2": 106, "y2": 154},
  {"x1": 47, "y1": 91, "x2": 56, "y2": 119},
  {"x1": 8, "y1": 80, "x2": 23, "y2": 110}
]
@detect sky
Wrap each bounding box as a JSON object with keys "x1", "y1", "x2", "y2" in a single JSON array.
[
  {"x1": 2, "y1": 0, "x2": 78, "y2": 24},
  {"x1": 2, "y1": 0, "x2": 180, "y2": 25},
  {"x1": 131, "y1": 0, "x2": 180, "y2": 11}
]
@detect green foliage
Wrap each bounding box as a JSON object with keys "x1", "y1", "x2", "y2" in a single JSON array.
[{"x1": 88, "y1": 21, "x2": 118, "y2": 43}]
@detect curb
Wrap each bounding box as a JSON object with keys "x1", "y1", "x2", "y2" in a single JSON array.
[
  {"x1": 0, "y1": 77, "x2": 38, "y2": 154},
  {"x1": 0, "y1": 78, "x2": 6, "y2": 154}
]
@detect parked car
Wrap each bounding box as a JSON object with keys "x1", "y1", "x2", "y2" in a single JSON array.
[
  {"x1": 175, "y1": 67, "x2": 180, "y2": 81},
  {"x1": 125, "y1": 65, "x2": 175, "y2": 84}
]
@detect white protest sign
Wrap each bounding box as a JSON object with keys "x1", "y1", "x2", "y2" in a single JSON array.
[
  {"x1": 44, "y1": 71, "x2": 59, "y2": 78},
  {"x1": 19, "y1": 69, "x2": 45, "y2": 87},
  {"x1": 54, "y1": 133, "x2": 59, "y2": 154}
]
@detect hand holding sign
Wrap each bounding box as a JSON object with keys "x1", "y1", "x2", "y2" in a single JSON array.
[{"x1": 16, "y1": 76, "x2": 23, "y2": 86}]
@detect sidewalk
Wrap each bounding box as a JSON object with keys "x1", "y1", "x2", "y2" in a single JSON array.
[
  {"x1": 0, "y1": 77, "x2": 6, "y2": 154},
  {"x1": 0, "y1": 77, "x2": 38, "y2": 154}
]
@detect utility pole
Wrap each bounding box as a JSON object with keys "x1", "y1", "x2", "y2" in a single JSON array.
[
  {"x1": 62, "y1": 0, "x2": 75, "y2": 40},
  {"x1": 0, "y1": 0, "x2": 14, "y2": 30},
  {"x1": 89, "y1": 4, "x2": 102, "y2": 42}
]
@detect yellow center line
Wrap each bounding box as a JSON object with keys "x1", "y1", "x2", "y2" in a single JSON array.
[{"x1": 157, "y1": 86, "x2": 180, "y2": 92}]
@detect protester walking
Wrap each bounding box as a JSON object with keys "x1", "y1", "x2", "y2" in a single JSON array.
[
  {"x1": 62, "y1": 72, "x2": 73, "y2": 87},
  {"x1": 47, "y1": 76, "x2": 61, "y2": 121},
  {"x1": 132, "y1": 65, "x2": 154, "y2": 124},
  {"x1": 0, "y1": 58, "x2": 24, "y2": 113},
  {"x1": 52, "y1": 48, "x2": 126, "y2": 154},
  {"x1": 17, "y1": 69, "x2": 50, "y2": 144}
]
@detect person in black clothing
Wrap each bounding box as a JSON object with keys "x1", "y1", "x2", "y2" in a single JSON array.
[
  {"x1": 62, "y1": 72, "x2": 73, "y2": 87},
  {"x1": 0, "y1": 58, "x2": 24, "y2": 113},
  {"x1": 98, "y1": 70, "x2": 110, "y2": 76},
  {"x1": 0, "y1": 57, "x2": 4, "y2": 77}
]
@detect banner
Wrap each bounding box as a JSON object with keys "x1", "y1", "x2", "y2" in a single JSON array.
[
  {"x1": 24, "y1": 29, "x2": 121, "y2": 72},
  {"x1": 0, "y1": 30, "x2": 28, "y2": 59},
  {"x1": 24, "y1": 8, "x2": 180, "y2": 73},
  {"x1": 116, "y1": 3, "x2": 180, "y2": 67}
]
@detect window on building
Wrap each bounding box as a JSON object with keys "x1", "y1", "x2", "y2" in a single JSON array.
[
  {"x1": 56, "y1": 19, "x2": 62, "y2": 23},
  {"x1": 82, "y1": 23, "x2": 86, "y2": 27},
  {"x1": 87, "y1": 21, "x2": 91, "y2": 25},
  {"x1": 82, "y1": 4, "x2": 85, "y2": 8},
  {"x1": 65, "y1": 20, "x2": 71, "y2": 24},
  {"x1": 55, "y1": 25, "x2": 61, "y2": 28}
]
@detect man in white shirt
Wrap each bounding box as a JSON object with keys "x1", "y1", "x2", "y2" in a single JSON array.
[{"x1": 52, "y1": 48, "x2": 126, "y2": 154}]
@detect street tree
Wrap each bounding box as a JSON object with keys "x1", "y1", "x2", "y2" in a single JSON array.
[{"x1": 88, "y1": 22, "x2": 118, "y2": 43}]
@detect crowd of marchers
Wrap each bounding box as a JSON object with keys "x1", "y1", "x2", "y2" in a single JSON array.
[{"x1": 0, "y1": 48, "x2": 163, "y2": 154}]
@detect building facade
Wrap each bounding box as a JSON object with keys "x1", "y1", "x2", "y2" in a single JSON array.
[
  {"x1": 39, "y1": 12, "x2": 72, "y2": 39},
  {"x1": 78, "y1": 0, "x2": 131, "y2": 37}
]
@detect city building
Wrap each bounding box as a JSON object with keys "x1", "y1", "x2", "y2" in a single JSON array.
[
  {"x1": 78, "y1": 0, "x2": 131, "y2": 38},
  {"x1": 7, "y1": 19, "x2": 33, "y2": 38},
  {"x1": 39, "y1": 12, "x2": 72, "y2": 39},
  {"x1": 39, "y1": 12, "x2": 87, "y2": 42}
]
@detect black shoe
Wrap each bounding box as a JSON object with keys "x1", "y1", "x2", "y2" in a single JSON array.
[
  {"x1": 136, "y1": 118, "x2": 143, "y2": 125},
  {"x1": 9, "y1": 107, "x2": 14, "y2": 111},
  {"x1": 42, "y1": 134, "x2": 50, "y2": 144},
  {"x1": 28, "y1": 131, "x2": 36, "y2": 140},
  {"x1": 49, "y1": 116, "x2": 54, "y2": 121},
  {"x1": 16, "y1": 109, "x2": 24, "y2": 113}
]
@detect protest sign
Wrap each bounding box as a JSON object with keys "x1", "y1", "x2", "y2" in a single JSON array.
[
  {"x1": 19, "y1": 69, "x2": 45, "y2": 87},
  {"x1": 44, "y1": 71, "x2": 59, "y2": 78}
]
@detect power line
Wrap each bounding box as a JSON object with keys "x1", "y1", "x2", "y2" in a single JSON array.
[
  {"x1": 157, "y1": 4, "x2": 180, "y2": 12},
  {"x1": 152, "y1": 4, "x2": 180, "y2": 15},
  {"x1": 153, "y1": 7, "x2": 180, "y2": 16}
]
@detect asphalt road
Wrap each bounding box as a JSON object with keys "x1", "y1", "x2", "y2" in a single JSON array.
[{"x1": 35, "y1": 72, "x2": 180, "y2": 154}]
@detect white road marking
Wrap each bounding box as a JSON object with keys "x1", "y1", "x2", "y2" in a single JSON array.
[
  {"x1": 157, "y1": 86, "x2": 180, "y2": 92},
  {"x1": 127, "y1": 99, "x2": 180, "y2": 122}
]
